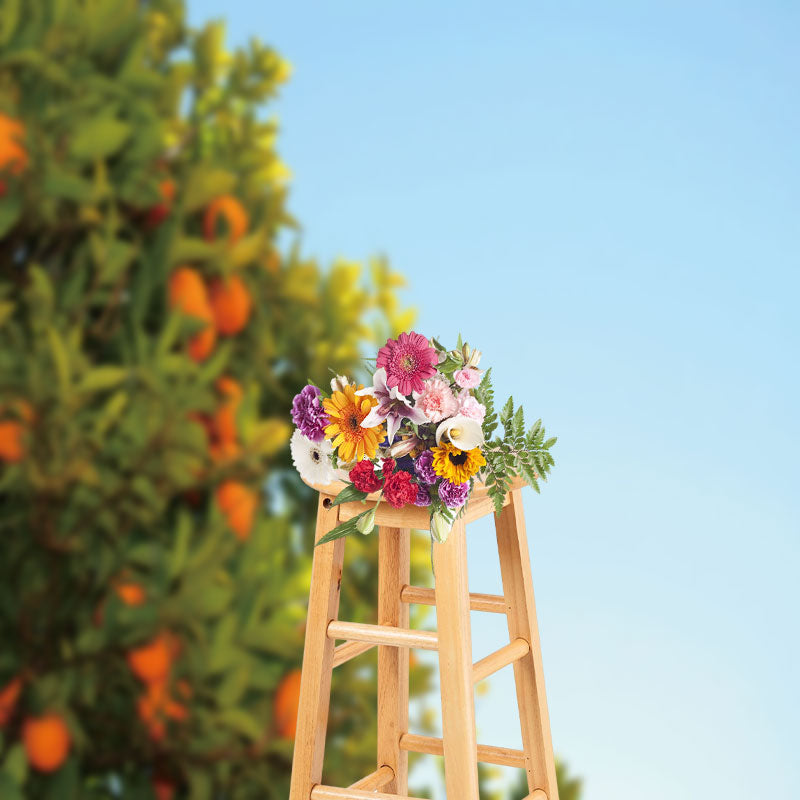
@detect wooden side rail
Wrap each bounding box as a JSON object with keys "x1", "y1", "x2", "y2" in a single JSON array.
[
  {"x1": 348, "y1": 765, "x2": 394, "y2": 790},
  {"x1": 311, "y1": 787, "x2": 429, "y2": 800},
  {"x1": 400, "y1": 585, "x2": 507, "y2": 614},
  {"x1": 332, "y1": 640, "x2": 375, "y2": 668},
  {"x1": 327, "y1": 620, "x2": 439, "y2": 651},
  {"x1": 399, "y1": 733, "x2": 526, "y2": 769},
  {"x1": 472, "y1": 638, "x2": 530, "y2": 684}
]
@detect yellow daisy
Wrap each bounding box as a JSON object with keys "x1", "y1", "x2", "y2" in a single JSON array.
[
  {"x1": 323, "y1": 383, "x2": 384, "y2": 463},
  {"x1": 431, "y1": 442, "x2": 486, "y2": 484}
]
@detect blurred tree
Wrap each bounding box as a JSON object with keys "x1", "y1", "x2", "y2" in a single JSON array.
[
  {"x1": 508, "y1": 761, "x2": 583, "y2": 800},
  {"x1": 0, "y1": 1, "x2": 427, "y2": 797}
]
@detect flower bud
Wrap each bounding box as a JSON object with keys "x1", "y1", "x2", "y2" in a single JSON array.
[
  {"x1": 355, "y1": 507, "x2": 376, "y2": 535},
  {"x1": 430, "y1": 511, "x2": 453, "y2": 543},
  {"x1": 330, "y1": 374, "x2": 349, "y2": 393}
]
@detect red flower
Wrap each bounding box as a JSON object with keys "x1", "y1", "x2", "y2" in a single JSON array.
[
  {"x1": 381, "y1": 458, "x2": 396, "y2": 478},
  {"x1": 349, "y1": 459, "x2": 383, "y2": 493},
  {"x1": 383, "y1": 470, "x2": 417, "y2": 509}
]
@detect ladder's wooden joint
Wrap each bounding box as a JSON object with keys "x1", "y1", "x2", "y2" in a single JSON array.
[
  {"x1": 332, "y1": 640, "x2": 375, "y2": 668},
  {"x1": 348, "y1": 765, "x2": 395, "y2": 790},
  {"x1": 400, "y1": 585, "x2": 508, "y2": 614},
  {"x1": 327, "y1": 620, "x2": 438, "y2": 651},
  {"x1": 526, "y1": 791, "x2": 548, "y2": 800},
  {"x1": 472, "y1": 637, "x2": 530, "y2": 684}
]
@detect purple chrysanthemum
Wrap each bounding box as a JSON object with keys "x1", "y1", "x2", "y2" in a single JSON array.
[
  {"x1": 291, "y1": 384, "x2": 329, "y2": 442},
  {"x1": 413, "y1": 484, "x2": 432, "y2": 507},
  {"x1": 414, "y1": 450, "x2": 437, "y2": 485},
  {"x1": 438, "y1": 479, "x2": 470, "y2": 509}
]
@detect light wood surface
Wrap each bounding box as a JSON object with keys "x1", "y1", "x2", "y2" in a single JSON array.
[
  {"x1": 332, "y1": 639, "x2": 375, "y2": 669},
  {"x1": 432, "y1": 518, "x2": 480, "y2": 799},
  {"x1": 495, "y1": 489, "x2": 559, "y2": 799},
  {"x1": 399, "y1": 585, "x2": 507, "y2": 614},
  {"x1": 348, "y1": 765, "x2": 395, "y2": 790},
  {"x1": 377, "y1": 526, "x2": 411, "y2": 793},
  {"x1": 526, "y1": 791, "x2": 549, "y2": 800},
  {"x1": 289, "y1": 496, "x2": 345, "y2": 800},
  {"x1": 327, "y1": 620, "x2": 438, "y2": 651},
  {"x1": 311, "y1": 786, "x2": 429, "y2": 800},
  {"x1": 472, "y1": 637, "x2": 531, "y2": 684},
  {"x1": 399, "y1": 733, "x2": 526, "y2": 769}
]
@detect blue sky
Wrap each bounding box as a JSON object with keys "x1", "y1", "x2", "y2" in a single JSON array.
[{"x1": 188, "y1": 2, "x2": 799, "y2": 797}]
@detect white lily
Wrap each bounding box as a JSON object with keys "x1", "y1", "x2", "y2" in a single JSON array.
[
  {"x1": 430, "y1": 511, "x2": 453, "y2": 543},
  {"x1": 356, "y1": 507, "x2": 376, "y2": 535},
  {"x1": 435, "y1": 415, "x2": 484, "y2": 451}
]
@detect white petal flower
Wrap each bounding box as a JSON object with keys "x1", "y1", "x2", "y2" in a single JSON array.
[
  {"x1": 290, "y1": 429, "x2": 336, "y2": 485},
  {"x1": 435, "y1": 415, "x2": 485, "y2": 451}
]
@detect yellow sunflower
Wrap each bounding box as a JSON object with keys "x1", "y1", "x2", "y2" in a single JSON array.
[
  {"x1": 431, "y1": 442, "x2": 486, "y2": 484},
  {"x1": 323, "y1": 383, "x2": 384, "y2": 462}
]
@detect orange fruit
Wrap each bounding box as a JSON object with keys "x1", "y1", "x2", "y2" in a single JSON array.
[
  {"x1": 127, "y1": 633, "x2": 173, "y2": 684},
  {"x1": 147, "y1": 179, "x2": 176, "y2": 228},
  {"x1": 0, "y1": 421, "x2": 24, "y2": 462},
  {"x1": 23, "y1": 713, "x2": 71, "y2": 773},
  {"x1": 0, "y1": 114, "x2": 28, "y2": 176},
  {"x1": 215, "y1": 480, "x2": 258, "y2": 541},
  {"x1": 213, "y1": 376, "x2": 243, "y2": 444},
  {"x1": 0, "y1": 677, "x2": 22, "y2": 727},
  {"x1": 203, "y1": 195, "x2": 248, "y2": 245},
  {"x1": 168, "y1": 267, "x2": 216, "y2": 363},
  {"x1": 152, "y1": 776, "x2": 176, "y2": 800},
  {"x1": 208, "y1": 275, "x2": 253, "y2": 335},
  {"x1": 273, "y1": 669, "x2": 302, "y2": 739},
  {"x1": 115, "y1": 581, "x2": 146, "y2": 607}
]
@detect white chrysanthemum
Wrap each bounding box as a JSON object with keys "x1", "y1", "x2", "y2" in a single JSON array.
[{"x1": 290, "y1": 429, "x2": 336, "y2": 485}]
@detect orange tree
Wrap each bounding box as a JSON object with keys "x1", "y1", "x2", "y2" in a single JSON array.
[{"x1": 0, "y1": 1, "x2": 431, "y2": 798}]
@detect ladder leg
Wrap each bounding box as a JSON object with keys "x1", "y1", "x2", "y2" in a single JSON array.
[
  {"x1": 433, "y1": 519, "x2": 480, "y2": 800},
  {"x1": 377, "y1": 526, "x2": 411, "y2": 793},
  {"x1": 289, "y1": 496, "x2": 346, "y2": 800},
  {"x1": 495, "y1": 489, "x2": 559, "y2": 800}
]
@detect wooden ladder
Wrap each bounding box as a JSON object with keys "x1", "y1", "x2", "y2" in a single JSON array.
[{"x1": 289, "y1": 482, "x2": 559, "y2": 800}]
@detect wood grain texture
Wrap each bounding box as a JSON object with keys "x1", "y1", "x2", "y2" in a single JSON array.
[
  {"x1": 432, "y1": 518, "x2": 480, "y2": 799},
  {"x1": 348, "y1": 765, "x2": 395, "y2": 790},
  {"x1": 495, "y1": 490, "x2": 559, "y2": 799},
  {"x1": 472, "y1": 637, "x2": 530, "y2": 684},
  {"x1": 311, "y1": 786, "x2": 429, "y2": 800},
  {"x1": 400, "y1": 585, "x2": 507, "y2": 614},
  {"x1": 377, "y1": 527, "x2": 410, "y2": 794},
  {"x1": 332, "y1": 640, "x2": 375, "y2": 669},
  {"x1": 289, "y1": 496, "x2": 346, "y2": 800},
  {"x1": 399, "y1": 733, "x2": 526, "y2": 768},
  {"x1": 327, "y1": 620, "x2": 438, "y2": 651}
]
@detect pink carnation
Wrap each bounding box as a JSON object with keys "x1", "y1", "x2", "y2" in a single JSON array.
[
  {"x1": 454, "y1": 368, "x2": 482, "y2": 389},
  {"x1": 457, "y1": 392, "x2": 486, "y2": 424},
  {"x1": 416, "y1": 377, "x2": 458, "y2": 423}
]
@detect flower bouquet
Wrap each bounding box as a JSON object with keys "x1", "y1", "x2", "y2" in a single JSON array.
[{"x1": 289, "y1": 332, "x2": 556, "y2": 545}]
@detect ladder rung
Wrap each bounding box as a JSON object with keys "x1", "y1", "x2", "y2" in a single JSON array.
[
  {"x1": 332, "y1": 640, "x2": 375, "y2": 668},
  {"x1": 472, "y1": 637, "x2": 530, "y2": 683},
  {"x1": 327, "y1": 620, "x2": 438, "y2": 651},
  {"x1": 525, "y1": 792, "x2": 548, "y2": 800},
  {"x1": 400, "y1": 585, "x2": 508, "y2": 614},
  {"x1": 399, "y1": 733, "x2": 526, "y2": 768},
  {"x1": 312, "y1": 787, "x2": 429, "y2": 800},
  {"x1": 348, "y1": 765, "x2": 394, "y2": 790}
]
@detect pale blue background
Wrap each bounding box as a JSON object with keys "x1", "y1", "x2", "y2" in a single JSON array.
[{"x1": 189, "y1": 2, "x2": 799, "y2": 798}]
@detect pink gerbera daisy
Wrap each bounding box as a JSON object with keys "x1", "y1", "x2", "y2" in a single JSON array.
[{"x1": 376, "y1": 331, "x2": 438, "y2": 395}]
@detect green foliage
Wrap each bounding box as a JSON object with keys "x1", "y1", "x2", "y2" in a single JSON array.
[{"x1": 0, "y1": 1, "x2": 426, "y2": 797}]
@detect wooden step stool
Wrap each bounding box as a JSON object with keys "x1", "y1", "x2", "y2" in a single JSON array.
[{"x1": 289, "y1": 477, "x2": 559, "y2": 800}]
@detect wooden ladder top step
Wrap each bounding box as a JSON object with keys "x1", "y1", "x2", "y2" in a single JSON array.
[{"x1": 327, "y1": 620, "x2": 438, "y2": 651}]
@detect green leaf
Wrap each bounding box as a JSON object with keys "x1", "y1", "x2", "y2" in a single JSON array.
[
  {"x1": 1, "y1": 744, "x2": 26, "y2": 785},
  {"x1": 76, "y1": 366, "x2": 129, "y2": 394},
  {"x1": 330, "y1": 484, "x2": 369, "y2": 506},
  {"x1": 316, "y1": 509, "x2": 373, "y2": 546},
  {"x1": 183, "y1": 167, "x2": 237, "y2": 213},
  {"x1": 69, "y1": 116, "x2": 131, "y2": 161},
  {"x1": 217, "y1": 707, "x2": 263, "y2": 740}
]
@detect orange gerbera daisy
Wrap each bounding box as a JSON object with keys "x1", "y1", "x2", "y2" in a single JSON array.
[{"x1": 323, "y1": 384, "x2": 383, "y2": 462}]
